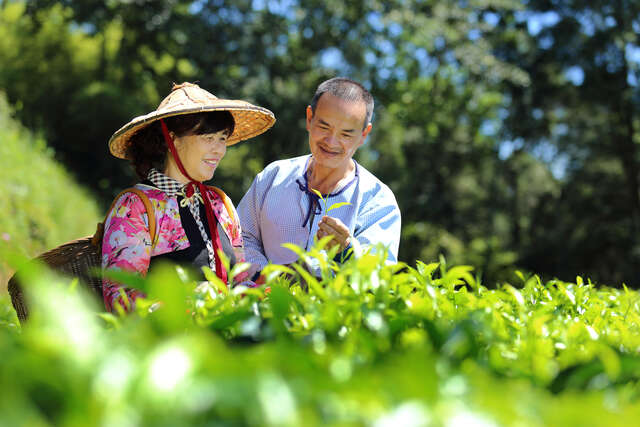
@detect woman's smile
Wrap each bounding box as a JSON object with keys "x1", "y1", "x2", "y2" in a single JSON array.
[{"x1": 167, "y1": 130, "x2": 228, "y2": 183}]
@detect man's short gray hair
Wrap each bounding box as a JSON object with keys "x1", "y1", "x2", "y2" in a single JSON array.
[{"x1": 309, "y1": 77, "x2": 374, "y2": 130}]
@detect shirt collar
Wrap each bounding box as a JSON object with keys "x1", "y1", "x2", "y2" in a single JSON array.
[
  {"x1": 295, "y1": 156, "x2": 360, "y2": 228},
  {"x1": 147, "y1": 168, "x2": 184, "y2": 197},
  {"x1": 302, "y1": 155, "x2": 360, "y2": 197}
]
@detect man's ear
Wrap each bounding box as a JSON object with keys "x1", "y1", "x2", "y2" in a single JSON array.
[
  {"x1": 306, "y1": 105, "x2": 313, "y2": 129},
  {"x1": 355, "y1": 123, "x2": 372, "y2": 148},
  {"x1": 361, "y1": 122, "x2": 373, "y2": 140}
]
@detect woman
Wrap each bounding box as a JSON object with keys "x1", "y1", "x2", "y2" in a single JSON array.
[{"x1": 102, "y1": 82, "x2": 275, "y2": 312}]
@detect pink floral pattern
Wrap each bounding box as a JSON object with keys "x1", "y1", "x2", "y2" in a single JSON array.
[{"x1": 102, "y1": 184, "x2": 249, "y2": 312}]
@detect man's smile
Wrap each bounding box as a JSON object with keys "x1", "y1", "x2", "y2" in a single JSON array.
[{"x1": 318, "y1": 145, "x2": 342, "y2": 155}]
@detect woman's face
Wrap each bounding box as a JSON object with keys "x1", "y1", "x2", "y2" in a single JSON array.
[{"x1": 165, "y1": 129, "x2": 229, "y2": 183}]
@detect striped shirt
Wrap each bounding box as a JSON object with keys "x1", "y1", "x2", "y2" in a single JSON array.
[{"x1": 237, "y1": 155, "x2": 401, "y2": 276}]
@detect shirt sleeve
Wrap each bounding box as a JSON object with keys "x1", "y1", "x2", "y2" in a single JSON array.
[
  {"x1": 101, "y1": 192, "x2": 153, "y2": 312},
  {"x1": 237, "y1": 173, "x2": 270, "y2": 278},
  {"x1": 353, "y1": 188, "x2": 402, "y2": 262}
]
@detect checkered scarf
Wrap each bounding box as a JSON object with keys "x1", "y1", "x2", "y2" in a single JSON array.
[
  {"x1": 147, "y1": 168, "x2": 216, "y2": 271},
  {"x1": 147, "y1": 168, "x2": 182, "y2": 196}
]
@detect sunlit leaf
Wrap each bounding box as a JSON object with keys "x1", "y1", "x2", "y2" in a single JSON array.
[
  {"x1": 326, "y1": 201, "x2": 351, "y2": 213},
  {"x1": 311, "y1": 188, "x2": 324, "y2": 202}
]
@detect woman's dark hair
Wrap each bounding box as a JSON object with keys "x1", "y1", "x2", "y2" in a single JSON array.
[{"x1": 126, "y1": 111, "x2": 235, "y2": 179}]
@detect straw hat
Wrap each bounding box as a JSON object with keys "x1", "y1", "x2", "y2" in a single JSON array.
[{"x1": 109, "y1": 82, "x2": 276, "y2": 159}]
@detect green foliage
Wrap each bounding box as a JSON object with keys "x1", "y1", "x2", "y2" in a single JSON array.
[
  {"x1": 1, "y1": 244, "x2": 639, "y2": 425},
  {"x1": 1, "y1": 0, "x2": 638, "y2": 286},
  {"x1": 364, "y1": 75, "x2": 532, "y2": 283},
  {"x1": 0, "y1": 93, "x2": 101, "y2": 284},
  {"x1": 492, "y1": 0, "x2": 640, "y2": 283}
]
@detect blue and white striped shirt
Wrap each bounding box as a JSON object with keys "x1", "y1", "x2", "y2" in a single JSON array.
[{"x1": 237, "y1": 155, "x2": 401, "y2": 275}]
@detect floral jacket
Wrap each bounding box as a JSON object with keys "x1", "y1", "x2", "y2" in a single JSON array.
[{"x1": 101, "y1": 183, "x2": 249, "y2": 312}]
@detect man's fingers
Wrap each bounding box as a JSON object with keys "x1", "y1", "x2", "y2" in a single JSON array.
[
  {"x1": 320, "y1": 215, "x2": 347, "y2": 230},
  {"x1": 318, "y1": 220, "x2": 348, "y2": 239},
  {"x1": 317, "y1": 220, "x2": 350, "y2": 251},
  {"x1": 318, "y1": 226, "x2": 346, "y2": 244},
  {"x1": 317, "y1": 226, "x2": 339, "y2": 242}
]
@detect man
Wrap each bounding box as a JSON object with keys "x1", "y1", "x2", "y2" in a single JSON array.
[{"x1": 237, "y1": 77, "x2": 401, "y2": 278}]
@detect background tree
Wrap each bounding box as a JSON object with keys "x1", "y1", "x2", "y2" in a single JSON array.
[
  {"x1": 0, "y1": 0, "x2": 637, "y2": 286},
  {"x1": 492, "y1": 0, "x2": 640, "y2": 284}
]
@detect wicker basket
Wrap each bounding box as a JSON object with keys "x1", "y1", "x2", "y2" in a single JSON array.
[
  {"x1": 7, "y1": 187, "x2": 157, "y2": 323},
  {"x1": 8, "y1": 236, "x2": 103, "y2": 322}
]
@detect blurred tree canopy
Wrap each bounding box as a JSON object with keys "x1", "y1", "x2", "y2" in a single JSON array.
[{"x1": 0, "y1": 0, "x2": 638, "y2": 286}]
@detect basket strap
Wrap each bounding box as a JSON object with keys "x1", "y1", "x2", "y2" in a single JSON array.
[
  {"x1": 92, "y1": 188, "x2": 158, "y2": 248},
  {"x1": 126, "y1": 188, "x2": 157, "y2": 247}
]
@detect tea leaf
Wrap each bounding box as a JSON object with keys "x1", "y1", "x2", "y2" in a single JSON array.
[
  {"x1": 311, "y1": 188, "x2": 324, "y2": 202},
  {"x1": 326, "y1": 201, "x2": 352, "y2": 213}
]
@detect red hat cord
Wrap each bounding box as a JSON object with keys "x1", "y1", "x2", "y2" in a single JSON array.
[{"x1": 160, "y1": 119, "x2": 228, "y2": 284}]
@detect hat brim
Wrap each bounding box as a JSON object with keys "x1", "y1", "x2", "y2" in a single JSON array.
[{"x1": 109, "y1": 104, "x2": 275, "y2": 159}]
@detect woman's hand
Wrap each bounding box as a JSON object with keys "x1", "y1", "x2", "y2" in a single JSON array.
[{"x1": 316, "y1": 215, "x2": 351, "y2": 252}]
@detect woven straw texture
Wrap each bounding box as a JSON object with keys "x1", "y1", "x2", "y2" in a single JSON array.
[
  {"x1": 8, "y1": 236, "x2": 103, "y2": 323},
  {"x1": 8, "y1": 188, "x2": 156, "y2": 323},
  {"x1": 109, "y1": 83, "x2": 276, "y2": 159}
]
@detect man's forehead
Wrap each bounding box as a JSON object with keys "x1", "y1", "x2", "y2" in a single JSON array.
[{"x1": 314, "y1": 93, "x2": 367, "y2": 124}]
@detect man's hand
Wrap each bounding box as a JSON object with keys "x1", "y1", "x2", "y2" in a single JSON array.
[{"x1": 316, "y1": 216, "x2": 351, "y2": 252}]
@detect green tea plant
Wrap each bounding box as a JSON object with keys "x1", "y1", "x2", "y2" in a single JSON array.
[
  {"x1": 0, "y1": 93, "x2": 101, "y2": 285},
  {"x1": 309, "y1": 189, "x2": 352, "y2": 262},
  {"x1": 1, "y1": 241, "x2": 639, "y2": 426}
]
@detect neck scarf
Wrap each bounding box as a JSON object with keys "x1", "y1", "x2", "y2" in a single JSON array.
[
  {"x1": 160, "y1": 119, "x2": 227, "y2": 284},
  {"x1": 147, "y1": 168, "x2": 218, "y2": 273}
]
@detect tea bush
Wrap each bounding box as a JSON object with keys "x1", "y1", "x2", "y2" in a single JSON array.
[
  {"x1": 0, "y1": 93, "x2": 101, "y2": 286},
  {"x1": 1, "y1": 241, "x2": 639, "y2": 426}
]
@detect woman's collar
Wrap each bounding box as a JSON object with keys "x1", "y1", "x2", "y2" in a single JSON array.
[{"x1": 147, "y1": 168, "x2": 184, "y2": 197}]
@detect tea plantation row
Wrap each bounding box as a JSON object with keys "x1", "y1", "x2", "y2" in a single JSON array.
[{"x1": 1, "y1": 245, "x2": 639, "y2": 426}]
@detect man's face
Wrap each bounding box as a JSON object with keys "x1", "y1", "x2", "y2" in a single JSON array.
[{"x1": 306, "y1": 93, "x2": 372, "y2": 172}]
